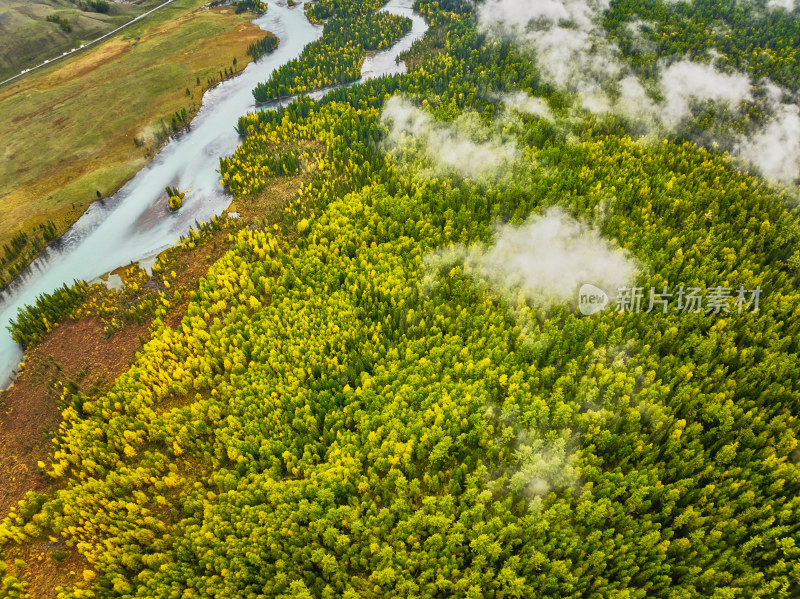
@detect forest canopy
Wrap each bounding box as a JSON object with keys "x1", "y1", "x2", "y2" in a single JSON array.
[{"x1": 1, "y1": 0, "x2": 800, "y2": 597}]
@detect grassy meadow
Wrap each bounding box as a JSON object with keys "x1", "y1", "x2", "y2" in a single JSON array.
[{"x1": 0, "y1": 0, "x2": 162, "y2": 82}]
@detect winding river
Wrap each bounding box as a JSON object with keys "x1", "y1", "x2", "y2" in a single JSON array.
[{"x1": 0, "y1": 0, "x2": 427, "y2": 389}]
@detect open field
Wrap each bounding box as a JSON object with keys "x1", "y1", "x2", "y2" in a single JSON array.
[
  {"x1": 0, "y1": 0, "x2": 265, "y2": 288},
  {"x1": 0, "y1": 0, "x2": 162, "y2": 82}
]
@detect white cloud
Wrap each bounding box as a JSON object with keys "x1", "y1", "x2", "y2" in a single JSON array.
[
  {"x1": 736, "y1": 103, "x2": 800, "y2": 184},
  {"x1": 616, "y1": 61, "x2": 753, "y2": 130},
  {"x1": 478, "y1": 0, "x2": 619, "y2": 113},
  {"x1": 467, "y1": 208, "x2": 637, "y2": 306},
  {"x1": 478, "y1": 0, "x2": 800, "y2": 186},
  {"x1": 381, "y1": 96, "x2": 518, "y2": 179},
  {"x1": 659, "y1": 61, "x2": 753, "y2": 127},
  {"x1": 766, "y1": 0, "x2": 796, "y2": 10},
  {"x1": 426, "y1": 207, "x2": 639, "y2": 308},
  {"x1": 501, "y1": 92, "x2": 554, "y2": 120}
]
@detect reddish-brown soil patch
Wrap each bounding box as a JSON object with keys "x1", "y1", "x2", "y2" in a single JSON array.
[
  {"x1": 3, "y1": 539, "x2": 87, "y2": 599},
  {"x1": 0, "y1": 316, "x2": 149, "y2": 518}
]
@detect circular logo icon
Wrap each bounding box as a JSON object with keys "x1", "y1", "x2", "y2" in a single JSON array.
[{"x1": 578, "y1": 284, "x2": 608, "y2": 315}]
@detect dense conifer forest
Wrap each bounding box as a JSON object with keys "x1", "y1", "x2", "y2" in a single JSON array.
[{"x1": 1, "y1": 0, "x2": 800, "y2": 596}]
